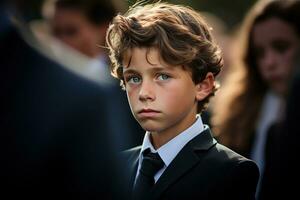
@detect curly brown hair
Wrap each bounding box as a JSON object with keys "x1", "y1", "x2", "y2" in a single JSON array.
[{"x1": 106, "y1": 1, "x2": 223, "y2": 113}]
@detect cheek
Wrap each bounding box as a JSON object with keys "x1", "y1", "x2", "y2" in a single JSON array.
[
  {"x1": 68, "y1": 34, "x2": 82, "y2": 46},
  {"x1": 161, "y1": 84, "x2": 195, "y2": 108},
  {"x1": 85, "y1": 30, "x2": 100, "y2": 43},
  {"x1": 81, "y1": 31, "x2": 94, "y2": 44},
  {"x1": 279, "y1": 49, "x2": 298, "y2": 75},
  {"x1": 285, "y1": 48, "x2": 298, "y2": 65},
  {"x1": 126, "y1": 87, "x2": 138, "y2": 105}
]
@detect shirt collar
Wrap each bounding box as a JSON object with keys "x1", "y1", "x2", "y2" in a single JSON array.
[{"x1": 140, "y1": 114, "x2": 205, "y2": 167}]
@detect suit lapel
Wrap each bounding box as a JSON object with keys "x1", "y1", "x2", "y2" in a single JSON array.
[{"x1": 151, "y1": 129, "x2": 217, "y2": 200}]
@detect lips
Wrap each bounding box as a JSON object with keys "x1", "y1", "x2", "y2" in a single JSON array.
[{"x1": 137, "y1": 108, "x2": 161, "y2": 118}]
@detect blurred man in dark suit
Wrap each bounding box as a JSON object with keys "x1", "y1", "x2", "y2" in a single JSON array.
[{"x1": 0, "y1": 1, "x2": 125, "y2": 199}]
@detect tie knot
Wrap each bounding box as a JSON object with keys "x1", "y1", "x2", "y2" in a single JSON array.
[
  {"x1": 132, "y1": 149, "x2": 164, "y2": 200},
  {"x1": 140, "y1": 150, "x2": 164, "y2": 178}
]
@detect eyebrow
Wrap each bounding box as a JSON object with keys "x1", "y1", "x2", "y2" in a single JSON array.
[
  {"x1": 123, "y1": 68, "x2": 139, "y2": 75},
  {"x1": 123, "y1": 66, "x2": 174, "y2": 75}
]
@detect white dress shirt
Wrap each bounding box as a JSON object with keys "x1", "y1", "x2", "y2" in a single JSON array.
[{"x1": 135, "y1": 115, "x2": 207, "y2": 184}]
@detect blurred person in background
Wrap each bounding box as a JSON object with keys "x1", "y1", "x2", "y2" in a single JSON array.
[
  {"x1": 202, "y1": 11, "x2": 235, "y2": 85},
  {"x1": 38, "y1": 0, "x2": 125, "y2": 83},
  {"x1": 211, "y1": 0, "x2": 300, "y2": 199},
  {"x1": 0, "y1": 0, "x2": 127, "y2": 199},
  {"x1": 200, "y1": 11, "x2": 235, "y2": 127},
  {"x1": 40, "y1": 0, "x2": 144, "y2": 149},
  {"x1": 50, "y1": 0, "x2": 112, "y2": 58},
  {"x1": 260, "y1": 68, "x2": 300, "y2": 200}
]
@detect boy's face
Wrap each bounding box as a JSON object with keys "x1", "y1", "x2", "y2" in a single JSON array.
[{"x1": 122, "y1": 47, "x2": 202, "y2": 138}]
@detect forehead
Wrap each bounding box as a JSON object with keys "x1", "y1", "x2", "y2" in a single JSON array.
[
  {"x1": 123, "y1": 47, "x2": 167, "y2": 68},
  {"x1": 53, "y1": 7, "x2": 88, "y2": 22},
  {"x1": 252, "y1": 17, "x2": 299, "y2": 45}
]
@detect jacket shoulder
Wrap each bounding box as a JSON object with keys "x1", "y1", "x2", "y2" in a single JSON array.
[
  {"x1": 121, "y1": 146, "x2": 141, "y2": 162},
  {"x1": 211, "y1": 142, "x2": 259, "y2": 177}
]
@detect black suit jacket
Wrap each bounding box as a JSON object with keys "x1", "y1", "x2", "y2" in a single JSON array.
[
  {"x1": 123, "y1": 129, "x2": 259, "y2": 200},
  {"x1": 0, "y1": 19, "x2": 122, "y2": 199}
]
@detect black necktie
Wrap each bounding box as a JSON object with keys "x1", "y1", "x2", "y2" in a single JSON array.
[{"x1": 132, "y1": 149, "x2": 164, "y2": 200}]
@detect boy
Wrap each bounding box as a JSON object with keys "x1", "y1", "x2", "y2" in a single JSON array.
[{"x1": 106, "y1": 2, "x2": 259, "y2": 200}]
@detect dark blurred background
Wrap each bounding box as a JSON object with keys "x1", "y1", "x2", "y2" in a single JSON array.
[{"x1": 20, "y1": 0, "x2": 258, "y2": 30}]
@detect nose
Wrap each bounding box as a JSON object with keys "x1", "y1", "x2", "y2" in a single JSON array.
[
  {"x1": 139, "y1": 80, "x2": 155, "y2": 102},
  {"x1": 261, "y1": 49, "x2": 277, "y2": 70}
]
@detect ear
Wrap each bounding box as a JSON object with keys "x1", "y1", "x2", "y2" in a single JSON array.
[{"x1": 195, "y1": 72, "x2": 215, "y2": 101}]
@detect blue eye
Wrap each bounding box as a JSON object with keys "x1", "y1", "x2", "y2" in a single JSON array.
[
  {"x1": 158, "y1": 74, "x2": 170, "y2": 81},
  {"x1": 127, "y1": 76, "x2": 141, "y2": 84}
]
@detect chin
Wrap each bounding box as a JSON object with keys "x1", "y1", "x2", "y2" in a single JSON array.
[
  {"x1": 141, "y1": 125, "x2": 159, "y2": 132},
  {"x1": 139, "y1": 121, "x2": 162, "y2": 132}
]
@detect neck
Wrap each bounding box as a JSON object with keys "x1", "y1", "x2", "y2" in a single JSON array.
[{"x1": 150, "y1": 114, "x2": 197, "y2": 149}]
